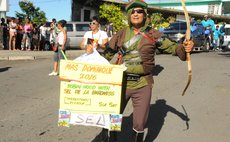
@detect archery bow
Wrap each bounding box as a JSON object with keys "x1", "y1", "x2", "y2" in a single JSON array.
[{"x1": 181, "y1": 0, "x2": 192, "y2": 96}]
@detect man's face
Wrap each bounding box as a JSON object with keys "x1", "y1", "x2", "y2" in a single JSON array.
[
  {"x1": 89, "y1": 20, "x2": 99, "y2": 31},
  {"x1": 204, "y1": 16, "x2": 208, "y2": 21},
  {"x1": 130, "y1": 7, "x2": 145, "y2": 27}
]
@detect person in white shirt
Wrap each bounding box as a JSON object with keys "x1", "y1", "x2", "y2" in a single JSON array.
[
  {"x1": 39, "y1": 22, "x2": 48, "y2": 50},
  {"x1": 49, "y1": 18, "x2": 58, "y2": 45},
  {"x1": 49, "y1": 20, "x2": 67, "y2": 76},
  {"x1": 80, "y1": 16, "x2": 108, "y2": 54}
]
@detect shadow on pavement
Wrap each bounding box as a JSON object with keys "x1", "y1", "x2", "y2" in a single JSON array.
[
  {"x1": 144, "y1": 99, "x2": 190, "y2": 142},
  {"x1": 218, "y1": 50, "x2": 230, "y2": 57},
  {"x1": 0, "y1": 67, "x2": 11, "y2": 73},
  {"x1": 91, "y1": 99, "x2": 190, "y2": 142},
  {"x1": 152, "y1": 65, "x2": 164, "y2": 76}
]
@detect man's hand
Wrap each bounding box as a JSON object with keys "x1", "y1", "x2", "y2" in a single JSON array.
[
  {"x1": 86, "y1": 44, "x2": 94, "y2": 54},
  {"x1": 183, "y1": 40, "x2": 194, "y2": 53}
]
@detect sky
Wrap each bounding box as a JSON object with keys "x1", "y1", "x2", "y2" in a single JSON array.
[{"x1": 7, "y1": 0, "x2": 71, "y2": 21}]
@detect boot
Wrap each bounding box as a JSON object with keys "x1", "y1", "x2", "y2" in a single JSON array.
[
  {"x1": 100, "y1": 128, "x2": 109, "y2": 142},
  {"x1": 109, "y1": 131, "x2": 118, "y2": 142},
  {"x1": 100, "y1": 129, "x2": 118, "y2": 142},
  {"x1": 131, "y1": 130, "x2": 144, "y2": 142}
]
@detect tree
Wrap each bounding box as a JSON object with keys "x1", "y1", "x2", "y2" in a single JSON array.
[
  {"x1": 15, "y1": 1, "x2": 47, "y2": 25},
  {"x1": 166, "y1": 16, "x2": 176, "y2": 24},
  {"x1": 149, "y1": 13, "x2": 176, "y2": 29},
  {"x1": 149, "y1": 13, "x2": 165, "y2": 29},
  {"x1": 99, "y1": 3, "x2": 127, "y2": 32}
]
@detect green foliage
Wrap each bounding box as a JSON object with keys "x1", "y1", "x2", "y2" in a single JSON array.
[
  {"x1": 166, "y1": 16, "x2": 176, "y2": 24},
  {"x1": 150, "y1": 13, "x2": 165, "y2": 29},
  {"x1": 15, "y1": 1, "x2": 47, "y2": 25},
  {"x1": 161, "y1": 22, "x2": 170, "y2": 28},
  {"x1": 99, "y1": 3, "x2": 127, "y2": 32},
  {"x1": 150, "y1": 13, "x2": 176, "y2": 29}
]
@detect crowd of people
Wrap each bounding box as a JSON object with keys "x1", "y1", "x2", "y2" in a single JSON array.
[
  {"x1": 200, "y1": 15, "x2": 226, "y2": 51},
  {"x1": 0, "y1": 17, "x2": 62, "y2": 51}
]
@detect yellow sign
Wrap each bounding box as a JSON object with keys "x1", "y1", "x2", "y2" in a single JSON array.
[
  {"x1": 59, "y1": 60, "x2": 124, "y2": 115},
  {"x1": 59, "y1": 60, "x2": 123, "y2": 85}
]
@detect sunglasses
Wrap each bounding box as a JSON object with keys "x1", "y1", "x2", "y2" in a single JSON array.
[
  {"x1": 89, "y1": 22, "x2": 98, "y2": 25},
  {"x1": 131, "y1": 9, "x2": 144, "y2": 14}
]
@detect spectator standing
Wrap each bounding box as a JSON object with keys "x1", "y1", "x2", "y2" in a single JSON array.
[
  {"x1": 21, "y1": 17, "x2": 33, "y2": 51},
  {"x1": 8, "y1": 17, "x2": 17, "y2": 50},
  {"x1": 48, "y1": 20, "x2": 67, "y2": 76},
  {"x1": 201, "y1": 15, "x2": 214, "y2": 45},
  {"x1": 86, "y1": 1, "x2": 193, "y2": 141},
  {"x1": 80, "y1": 16, "x2": 108, "y2": 54},
  {"x1": 105, "y1": 22, "x2": 114, "y2": 38},
  {"x1": 16, "y1": 18, "x2": 23, "y2": 50},
  {"x1": 219, "y1": 23, "x2": 225, "y2": 50},
  {"x1": 39, "y1": 22, "x2": 48, "y2": 51},
  {"x1": 0, "y1": 18, "x2": 8, "y2": 49},
  {"x1": 208, "y1": 16, "x2": 215, "y2": 45},
  {"x1": 32, "y1": 24, "x2": 39, "y2": 51},
  {"x1": 49, "y1": 18, "x2": 58, "y2": 46},
  {"x1": 213, "y1": 25, "x2": 220, "y2": 50}
]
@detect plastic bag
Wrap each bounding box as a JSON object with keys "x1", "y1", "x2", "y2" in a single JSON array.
[{"x1": 74, "y1": 48, "x2": 110, "y2": 65}]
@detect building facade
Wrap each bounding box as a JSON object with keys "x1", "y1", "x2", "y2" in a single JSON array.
[
  {"x1": 71, "y1": 0, "x2": 230, "y2": 23},
  {"x1": 0, "y1": 0, "x2": 9, "y2": 19},
  {"x1": 71, "y1": 0, "x2": 100, "y2": 22},
  {"x1": 148, "y1": 0, "x2": 230, "y2": 16}
]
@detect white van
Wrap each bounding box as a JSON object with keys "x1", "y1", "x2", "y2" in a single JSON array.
[
  {"x1": 65, "y1": 22, "x2": 90, "y2": 49},
  {"x1": 223, "y1": 24, "x2": 230, "y2": 50}
]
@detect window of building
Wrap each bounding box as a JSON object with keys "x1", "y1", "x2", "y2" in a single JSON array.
[
  {"x1": 84, "y1": 10, "x2": 91, "y2": 21},
  {"x1": 208, "y1": 4, "x2": 219, "y2": 15}
]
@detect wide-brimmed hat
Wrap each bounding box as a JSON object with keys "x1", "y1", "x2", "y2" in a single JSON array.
[{"x1": 125, "y1": 0, "x2": 148, "y2": 11}]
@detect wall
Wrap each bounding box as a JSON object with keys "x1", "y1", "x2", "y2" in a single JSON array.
[{"x1": 0, "y1": 0, "x2": 9, "y2": 19}]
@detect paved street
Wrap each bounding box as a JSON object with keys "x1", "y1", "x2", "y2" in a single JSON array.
[{"x1": 0, "y1": 50, "x2": 230, "y2": 142}]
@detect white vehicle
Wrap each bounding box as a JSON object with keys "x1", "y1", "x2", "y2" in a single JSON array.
[
  {"x1": 223, "y1": 24, "x2": 230, "y2": 50},
  {"x1": 65, "y1": 22, "x2": 90, "y2": 49}
]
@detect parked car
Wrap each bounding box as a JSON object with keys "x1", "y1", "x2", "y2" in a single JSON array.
[
  {"x1": 222, "y1": 24, "x2": 230, "y2": 50},
  {"x1": 162, "y1": 21, "x2": 210, "y2": 51},
  {"x1": 65, "y1": 22, "x2": 90, "y2": 49}
]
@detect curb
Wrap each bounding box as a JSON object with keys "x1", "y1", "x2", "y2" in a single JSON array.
[
  {"x1": 0, "y1": 56, "x2": 36, "y2": 61},
  {"x1": 0, "y1": 57, "x2": 9, "y2": 60}
]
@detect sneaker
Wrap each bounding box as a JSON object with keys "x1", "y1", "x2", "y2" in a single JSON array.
[
  {"x1": 214, "y1": 48, "x2": 219, "y2": 51},
  {"x1": 48, "y1": 71, "x2": 58, "y2": 76}
]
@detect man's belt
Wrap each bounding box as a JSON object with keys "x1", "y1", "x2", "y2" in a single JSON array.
[
  {"x1": 126, "y1": 73, "x2": 141, "y2": 81},
  {"x1": 125, "y1": 62, "x2": 142, "y2": 65}
]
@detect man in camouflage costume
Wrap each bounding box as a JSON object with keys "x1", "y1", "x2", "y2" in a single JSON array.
[{"x1": 86, "y1": 0, "x2": 194, "y2": 141}]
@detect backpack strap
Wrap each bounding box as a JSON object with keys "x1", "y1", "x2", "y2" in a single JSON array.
[{"x1": 141, "y1": 32, "x2": 155, "y2": 43}]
